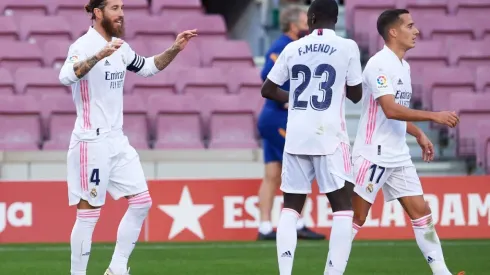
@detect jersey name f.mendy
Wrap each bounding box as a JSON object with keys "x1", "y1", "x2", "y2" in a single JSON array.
[
  {"x1": 59, "y1": 27, "x2": 160, "y2": 142},
  {"x1": 352, "y1": 45, "x2": 413, "y2": 167},
  {"x1": 267, "y1": 29, "x2": 362, "y2": 155}
]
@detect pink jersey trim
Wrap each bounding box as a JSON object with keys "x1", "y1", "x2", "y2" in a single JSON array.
[
  {"x1": 340, "y1": 89, "x2": 346, "y2": 131},
  {"x1": 80, "y1": 142, "x2": 88, "y2": 191},
  {"x1": 81, "y1": 80, "x2": 91, "y2": 130},
  {"x1": 341, "y1": 143, "x2": 351, "y2": 174},
  {"x1": 356, "y1": 159, "x2": 371, "y2": 186},
  {"x1": 365, "y1": 95, "x2": 378, "y2": 144}
]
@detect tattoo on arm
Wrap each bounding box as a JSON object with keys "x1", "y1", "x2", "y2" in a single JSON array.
[
  {"x1": 154, "y1": 46, "x2": 180, "y2": 71},
  {"x1": 73, "y1": 55, "x2": 100, "y2": 79}
]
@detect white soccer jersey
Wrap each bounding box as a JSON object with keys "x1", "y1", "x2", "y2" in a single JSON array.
[
  {"x1": 267, "y1": 29, "x2": 362, "y2": 155},
  {"x1": 59, "y1": 27, "x2": 160, "y2": 141},
  {"x1": 352, "y1": 45, "x2": 413, "y2": 167}
]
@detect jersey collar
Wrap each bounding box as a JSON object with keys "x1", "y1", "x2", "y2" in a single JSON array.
[
  {"x1": 309, "y1": 29, "x2": 336, "y2": 37},
  {"x1": 87, "y1": 26, "x2": 114, "y2": 43},
  {"x1": 382, "y1": 45, "x2": 405, "y2": 65}
]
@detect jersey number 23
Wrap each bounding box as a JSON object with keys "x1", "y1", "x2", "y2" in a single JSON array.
[{"x1": 291, "y1": 64, "x2": 336, "y2": 111}]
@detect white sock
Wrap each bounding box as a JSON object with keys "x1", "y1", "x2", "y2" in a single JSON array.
[
  {"x1": 296, "y1": 217, "x2": 305, "y2": 230},
  {"x1": 324, "y1": 210, "x2": 354, "y2": 275},
  {"x1": 412, "y1": 214, "x2": 451, "y2": 275},
  {"x1": 259, "y1": 221, "x2": 273, "y2": 234},
  {"x1": 352, "y1": 223, "x2": 361, "y2": 241},
  {"x1": 109, "y1": 191, "x2": 152, "y2": 274},
  {"x1": 276, "y1": 208, "x2": 299, "y2": 275},
  {"x1": 70, "y1": 209, "x2": 100, "y2": 275}
]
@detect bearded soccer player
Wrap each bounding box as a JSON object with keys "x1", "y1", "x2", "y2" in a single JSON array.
[
  {"x1": 58, "y1": 0, "x2": 197, "y2": 274},
  {"x1": 349, "y1": 9, "x2": 462, "y2": 275},
  {"x1": 261, "y1": 0, "x2": 363, "y2": 273}
]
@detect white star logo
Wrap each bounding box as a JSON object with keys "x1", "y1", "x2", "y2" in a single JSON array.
[{"x1": 158, "y1": 186, "x2": 214, "y2": 240}]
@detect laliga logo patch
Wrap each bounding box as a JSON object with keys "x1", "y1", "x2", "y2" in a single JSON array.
[
  {"x1": 376, "y1": 75, "x2": 388, "y2": 89},
  {"x1": 69, "y1": 55, "x2": 79, "y2": 63}
]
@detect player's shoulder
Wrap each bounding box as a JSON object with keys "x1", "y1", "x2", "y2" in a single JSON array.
[
  {"x1": 69, "y1": 32, "x2": 92, "y2": 50},
  {"x1": 365, "y1": 50, "x2": 390, "y2": 71},
  {"x1": 335, "y1": 36, "x2": 359, "y2": 49}
]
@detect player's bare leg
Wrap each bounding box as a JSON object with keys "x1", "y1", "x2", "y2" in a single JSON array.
[
  {"x1": 351, "y1": 192, "x2": 372, "y2": 240},
  {"x1": 107, "y1": 191, "x2": 152, "y2": 275},
  {"x1": 277, "y1": 193, "x2": 306, "y2": 275},
  {"x1": 258, "y1": 162, "x2": 282, "y2": 239},
  {"x1": 398, "y1": 195, "x2": 453, "y2": 275},
  {"x1": 71, "y1": 200, "x2": 101, "y2": 275},
  {"x1": 324, "y1": 183, "x2": 354, "y2": 275}
]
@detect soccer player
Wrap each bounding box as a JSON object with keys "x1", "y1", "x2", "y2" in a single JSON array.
[
  {"x1": 350, "y1": 9, "x2": 460, "y2": 275},
  {"x1": 261, "y1": 0, "x2": 363, "y2": 274},
  {"x1": 257, "y1": 5, "x2": 325, "y2": 241},
  {"x1": 58, "y1": 0, "x2": 196, "y2": 274}
]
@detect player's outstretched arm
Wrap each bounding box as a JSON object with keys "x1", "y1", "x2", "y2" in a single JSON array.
[
  {"x1": 261, "y1": 78, "x2": 289, "y2": 104},
  {"x1": 154, "y1": 30, "x2": 197, "y2": 71},
  {"x1": 377, "y1": 95, "x2": 459, "y2": 128},
  {"x1": 346, "y1": 84, "x2": 362, "y2": 103}
]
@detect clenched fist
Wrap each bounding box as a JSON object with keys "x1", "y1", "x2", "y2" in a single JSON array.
[{"x1": 432, "y1": 111, "x2": 459, "y2": 128}]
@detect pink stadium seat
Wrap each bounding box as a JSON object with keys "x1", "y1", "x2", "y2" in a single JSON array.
[
  {"x1": 0, "y1": 95, "x2": 41, "y2": 150},
  {"x1": 63, "y1": 14, "x2": 92, "y2": 38},
  {"x1": 199, "y1": 40, "x2": 254, "y2": 69},
  {"x1": 148, "y1": 94, "x2": 203, "y2": 149},
  {"x1": 19, "y1": 16, "x2": 72, "y2": 47},
  {"x1": 151, "y1": 0, "x2": 202, "y2": 16},
  {"x1": 0, "y1": 16, "x2": 18, "y2": 41},
  {"x1": 0, "y1": 68, "x2": 15, "y2": 95},
  {"x1": 149, "y1": 39, "x2": 201, "y2": 67},
  {"x1": 41, "y1": 94, "x2": 75, "y2": 150},
  {"x1": 346, "y1": 0, "x2": 396, "y2": 44},
  {"x1": 176, "y1": 68, "x2": 229, "y2": 99},
  {"x1": 450, "y1": 41, "x2": 490, "y2": 70},
  {"x1": 226, "y1": 67, "x2": 263, "y2": 94},
  {"x1": 202, "y1": 95, "x2": 258, "y2": 149},
  {"x1": 401, "y1": 0, "x2": 449, "y2": 17},
  {"x1": 55, "y1": 0, "x2": 149, "y2": 17},
  {"x1": 1, "y1": 0, "x2": 52, "y2": 17},
  {"x1": 475, "y1": 122, "x2": 490, "y2": 169},
  {"x1": 174, "y1": 15, "x2": 227, "y2": 43},
  {"x1": 404, "y1": 40, "x2": 449, "y2": 79},
  {"x1": 423, "y1": 67, "x2": 475, "y2": 112},
  {"x1": 0, "y1": 42, "x2": 43, "y2": 74},
  {"x1": 415, "y1": 14, "x2": 475, "y2": 43},
  {"x1": 123, "y1": 95, "x2": 150, "y2": 149},
  {"x1": 15, "y1": 68, "x2": 69, "y2": 97},
  {"x1": 124, "y1": 69, "x2": 178, "y2": 97},
  {"x1": 476, "y1": 66, "x2": 490, "y2": 93},
  {"x1": 43, "y1": 40, "x2": 71, "y2": 69},
  {"x1": 125, "y1": 16, "x2": 176, "y2": 41},
  {"x1": 451, "y1": 0, "x2": 490, "y2": 18},
  {"x1": 125, "y1": 40, "x2": 151, "y2": 57}
]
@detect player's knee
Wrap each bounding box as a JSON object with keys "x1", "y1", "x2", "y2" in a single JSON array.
[
  {"x1": 128, "y1": 191, "x2": 152, "y2": 213},
  {"x1": 353, "y1": 212, "x2": 366, "y2": 227}
]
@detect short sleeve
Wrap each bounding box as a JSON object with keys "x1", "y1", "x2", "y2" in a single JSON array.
[
  {"x1": 267, "y1": 50, "x2": 289, "y2": 86},
  {"x1": 346, "y1": 40, "x2": 362, "y2": 86},
  {"x1": 366, "y1": 65, "x2": 396, "y2": 100}
]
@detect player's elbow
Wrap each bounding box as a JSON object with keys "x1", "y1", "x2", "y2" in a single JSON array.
[{"x1": 383, "y1": 106, "x2": 398, "y2": 120}]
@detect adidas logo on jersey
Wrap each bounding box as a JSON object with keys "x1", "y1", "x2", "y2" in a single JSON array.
[
  {"x1": 397, "y1": 79, "x2": 403, "y2": 85},
  {"x1": 105, "y1": 60, "x2": 111, "y2": 66},
  {"x1": 281, "y1": 251, "x2": 292, "y2": 257},
  {"x1": 427, "y1": 256, "x2": 434, "y2": 264}
]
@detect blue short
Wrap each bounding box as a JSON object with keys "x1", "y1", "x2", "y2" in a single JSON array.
[{"x1": 257, "y1": 107, "x2": 287, "y2": 164}]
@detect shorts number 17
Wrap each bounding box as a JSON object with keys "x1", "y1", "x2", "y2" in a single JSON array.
[{"x1": 369, "y1": 164, "x2": 385, "y2": 184}]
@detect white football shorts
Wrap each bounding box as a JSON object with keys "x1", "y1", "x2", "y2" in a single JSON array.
[
  {"x1": 280, "y1": 143, "x2": 354, "y2": 194},
  {"x1": 67, "y1": 130, "x2": 148, "y2": 207},
  {"x1": 353, "y1": 156, "x2": 423, "y2": 204}
]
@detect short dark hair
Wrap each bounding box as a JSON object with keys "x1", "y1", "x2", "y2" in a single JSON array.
[
  {"x1": 377, "y1": 9, "x2": 410, "y2": 41},
  {"x1": 85, "y1": 0, "x2": 107, "y2": 20},
  {"x1": 307, "y1": 0, "x2": 339, "y2": 25}
]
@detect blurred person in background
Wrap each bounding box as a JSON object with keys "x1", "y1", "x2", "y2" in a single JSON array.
[{"x1": 256, "y1": 5, "x2": 325, "y2": 241}]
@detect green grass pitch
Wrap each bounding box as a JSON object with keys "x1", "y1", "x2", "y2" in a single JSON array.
[{"x1": 0, "y1": 240, "x2": 488, "y2": 274}]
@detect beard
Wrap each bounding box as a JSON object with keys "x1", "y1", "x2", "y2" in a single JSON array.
[{"x1": 101, "y1": 14, "x2": 125, "y2": 38}]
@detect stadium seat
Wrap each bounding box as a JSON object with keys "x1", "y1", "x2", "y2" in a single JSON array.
[
  {"x1": 486, "y1": 140, "x2": 490, "y2": 173},
  {"x1": 451, "y1": 0, "x2": 490, "y2": 18},
  {"x1": 423, "y1": 67, "x2": 475, "y2": 112},
  {"x1": 123, "y1": 95, "x2": 150, "y2": 149},
  {"x1": 475, "y1": 121, "x2": 490, "y2": 168},
  {"x1": 19, "y1": 16, "x2": 72, "y2": 47},
  {"x1": 148, "y1": 94, "x2": 204, "y2": 149},
  {"x1": 1, "y1": 0, "x2": 52, "y2": 17},
  {"x1": 400, "y1": 0, "x2": 449, "y2": 18},
  {"x1": 0, "y1": 95, "x2": 41, "y2": 150},
  {"x1": 125, "y1": 16, "x2": 176, "y2": 42},
  {"x1": 125, "y1": 40, "x2": 151, "y2": 58},
  {"x1": 124, "y1": 68, "x2": 178, "y2": 97},
  {"x1": 148, "y1": 39, "x2": 201, "y2": 67},
  {"x1": 176, "y1": 68, "x2": 229, "y2": 98},
  {"x1": 63, "y1": 14, "x2": 92, "y2": 39},
  {"x1": 174, "y1": 15, "x2": 227, "y2": 43},
  {"x1": 43, "y1": 40, "x2": 71, "y2": 69},
  {"x1": 0, "y1": 16, "x2": 18, "y2": 41},
  {"x1": 15, "y1": 68, "x2": 69, "y2": 97},
  {"x1": 226, "y1": 67, "x2": 263, "y2": 94},
  {"x1": 476, "y1": 66, "x2": 490, "y2": 93},
  {"x1": 0, "y1": 41, "x2": 44, "y2": 74},
  {"x1": 151, "y1": 0, "x2": 202, "y2": 16},
  {"x1": 450, "y1": 41, "x2": 490, "y2": 69},
  {"x1": 404, "y1": 40, "x2": 449, "y2": 80},
  {"x1": 55, "y1": 0, "x2": 149, "y2": 17},
  {"x1": 41, "y1": 94, "x2": 75, "y2": 150},
  {"x1": 415, "y1": 14, "x2": 476, "y2": 44},
  {"x1": 202, "y1": 95, "x2": 258, "y2": 149},
  {"x1": 0, "y1": 68, "x2": 15, "y2": 95},
  {"x1": 199, "y1": 40, "x2": 254, "y2": 69}
]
